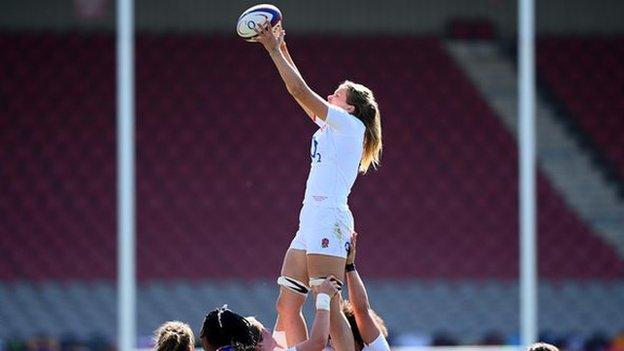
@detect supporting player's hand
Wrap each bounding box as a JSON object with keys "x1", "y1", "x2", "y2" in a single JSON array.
[
  {"x1": 315, "y1": 276, "x2": 340, "y2": 297},
  {"x1": 346, "y1": 232, "x2": 358, "y2": 265},
  {"x1": 254, "y1": 21, "x2": 284, "y2": 54}
]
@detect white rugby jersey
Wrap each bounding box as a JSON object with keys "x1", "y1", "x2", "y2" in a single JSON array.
[
  {"x1": 363, "y1": 334, "x2": 391, "y2": 351},
  {"x1": 302, "y1": 105, "x2": 365, "y2": 208},
  {"x1": 321, "y1": 333, "x2": 390, "y2": 351}
]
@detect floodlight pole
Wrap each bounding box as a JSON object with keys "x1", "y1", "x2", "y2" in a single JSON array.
[
  {"x1": 519, "y1": 0, "x2": 537, "y2": 347},
  {"x1": 117, "y1": 0, "x2": 136, "y2": 351}
]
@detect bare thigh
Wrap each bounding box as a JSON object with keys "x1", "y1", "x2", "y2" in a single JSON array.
[
  {"x1": 280, "y1": 248, "x2": 309, "y2": 283},
  {"x1": 307, "y1": 253, "x2": 346, "y2": 283}
]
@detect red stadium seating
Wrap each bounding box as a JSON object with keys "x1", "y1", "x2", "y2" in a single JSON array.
[
  {"x1": 447, "y1": 19, "x2": 496, "y2": 40},
  {"x1": 0, "y1": 33, "x2": 622, "y2": 281},
  {"x1": 538, "y1": 37, "x2": 624, "y2": 181}
]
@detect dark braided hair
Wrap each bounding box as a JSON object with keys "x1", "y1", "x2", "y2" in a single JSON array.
[{"x1": 199, "y1": 306, "x2": 259, "y2": 351}]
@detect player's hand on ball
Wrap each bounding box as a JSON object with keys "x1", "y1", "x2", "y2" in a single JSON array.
[
  {"x1": 346, "y1": 232, "x2": 358, "y2": 265},
  {"x1": 279, "y1": 27, "x2": 288, "y2": 52},
  {"x1": 315, "y1": 276, "x2": 340, "y2": 297},
  {"x1": 254, "y1": 21, "x2": 283, "y2": 53}
]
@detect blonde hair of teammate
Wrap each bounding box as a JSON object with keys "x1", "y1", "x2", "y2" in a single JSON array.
[
  {"x1": 340, "y1": 81, "x2": 382, "y2": 174},
  {"x1": 154, "y1": 321, "x2": 195, "y2": 351},
  {"x1": 342, "y1": 300, "x2": 388, "y2": 350},
  {"x1": 245, "y1": 317, "x2": 264, "y2": 344}
]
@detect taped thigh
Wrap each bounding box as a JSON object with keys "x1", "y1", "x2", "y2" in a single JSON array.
[{"x1": 277, "y1": 275, "x2": 310, "y2": 296}]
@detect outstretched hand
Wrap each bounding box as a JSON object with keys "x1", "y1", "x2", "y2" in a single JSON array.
[
  {"x1": 314, "y1": 276, "x2": 340, "y2": 297},
  {"x1": 279, "y1": 26, "x2": 288, "y2": 53},
  {"x1": 254, "y1": 21, "x2": 284, "y2": 54}
]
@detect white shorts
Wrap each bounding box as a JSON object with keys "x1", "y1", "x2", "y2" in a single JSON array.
[{"x1": 289, "y1": 205, "x2": 354, "y2": 258}]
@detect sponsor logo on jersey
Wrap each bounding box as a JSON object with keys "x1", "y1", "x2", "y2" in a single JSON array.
[{"x1": 321, "y1": 238, "x2": 329, "y2": 248}]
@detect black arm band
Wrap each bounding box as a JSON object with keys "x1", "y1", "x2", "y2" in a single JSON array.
[{"x1": 345, "y1": 263, "x2": 356, "y2": 272}]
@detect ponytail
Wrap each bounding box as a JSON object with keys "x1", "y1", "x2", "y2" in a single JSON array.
[
  {"x1": 200, "y1": 306, "x2": 258, "y2": 351},
  {"x1": 341, "y1": 81, "x2": 382, "y2": 173},
  {"x1": 154, "y1": 321, "x2": 194, "y2": 351}
]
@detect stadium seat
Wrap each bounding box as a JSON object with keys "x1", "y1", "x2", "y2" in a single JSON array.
[
  {"x1": 538, "y1": 37, "x2": 624, "y2": 181},
  {"x1": 0, "y1": 33, "x2": 622, "y2": 283}
]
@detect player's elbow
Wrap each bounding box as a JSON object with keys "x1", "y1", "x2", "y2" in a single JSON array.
[{"x1": 353, "y1": 303, "x2": 371, "y2": 315}]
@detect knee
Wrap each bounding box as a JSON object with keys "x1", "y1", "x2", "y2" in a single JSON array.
[{"x1": 276, "y1": 292, "x2": 304, "y2": 316}]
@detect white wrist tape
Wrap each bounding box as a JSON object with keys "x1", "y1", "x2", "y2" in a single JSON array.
[{"x1": 316, "y1": 293, "x2": 331, "y2": 311}]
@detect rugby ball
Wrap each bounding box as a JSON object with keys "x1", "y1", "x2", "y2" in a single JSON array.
[{"x1": 236, "y1": 4, "x2": 282, "y2": 42}]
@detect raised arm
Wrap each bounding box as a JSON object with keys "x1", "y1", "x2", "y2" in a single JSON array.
[
  {"x1": 292, "y1": 278, "x2": 339, "y2": 351},
  {"x1": 279, "y1": 34, "x2": 316, "y2": 120},
  {"x1": 345, "y1": 233, "x2": 381, "y2": 344},
  {"x1": 255, "y1": 22, "x2": 330, "y2": 121}
]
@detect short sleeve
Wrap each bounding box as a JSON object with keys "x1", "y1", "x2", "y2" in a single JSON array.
[
  {"x1": 326, "y1": 105, "x2": 365, "y2": 135},
  {"x1": 363, "y1": 334, "x2": 391, "y2": 351},
  {"x1": 312, "y1": 115, "x2": 326, "y2": 128}
]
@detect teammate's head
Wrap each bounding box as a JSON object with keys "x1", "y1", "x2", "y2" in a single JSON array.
[
  {"x1": 342, "y1": 300, "x2": 388, "y2": 351},
  {"x1": 528, "y1": 343, "x2": 559, "y2": 351},
  {"x1": 244, "y1": 317, "x2": 278, "y2": 351},
  {"x1": 199, "y1": 306, "x2": 258, "y2": 351},
  {"x1": 154, "y1": 321, "x2": 195, "y2": 351},
  {"x1": 333, "y1": 80, "x2": 382, "y2": 174}
]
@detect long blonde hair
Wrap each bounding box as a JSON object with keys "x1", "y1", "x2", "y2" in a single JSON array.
[
  {"x1": 341, "y1": 81, "x2": 382, "y2": 173},
  {"x1": 154, "y1": 321, "x2": 195, "y2": 351}
]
